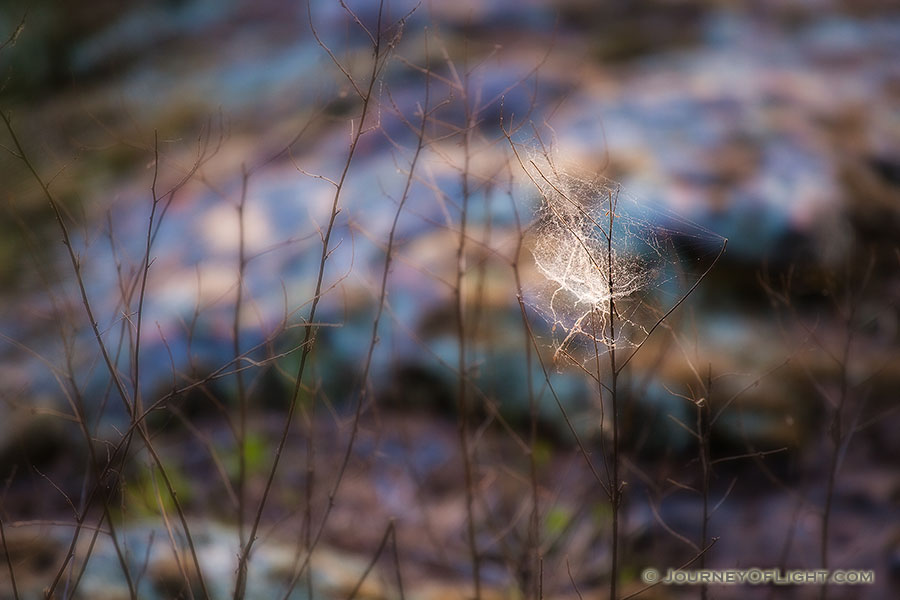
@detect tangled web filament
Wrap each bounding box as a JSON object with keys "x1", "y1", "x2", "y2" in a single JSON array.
[{"x1": 524, "y1": 155, "x2": 668, "y2": 361}]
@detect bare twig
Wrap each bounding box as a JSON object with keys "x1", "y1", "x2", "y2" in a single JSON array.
[{"x1": 0, "y1": 516, "x2": 20, "y2": 600}]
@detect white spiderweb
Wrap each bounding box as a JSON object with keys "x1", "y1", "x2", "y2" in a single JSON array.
[{"x1": 522, "y1": 153, "x2": 725, "y2": 365}]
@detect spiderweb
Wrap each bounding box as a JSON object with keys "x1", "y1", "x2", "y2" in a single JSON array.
[{"x1": 521, "y1": 151, "x2": 726, "y2": 365}]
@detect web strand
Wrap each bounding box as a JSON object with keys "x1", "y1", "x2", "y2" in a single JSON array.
[{"x1": 522, "y1": 152, "x2": 725, "y2": 365}]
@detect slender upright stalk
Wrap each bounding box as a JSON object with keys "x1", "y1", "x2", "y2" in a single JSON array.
[
  {"x1": 279, "y1": 34, "x2": 431, "y2": 598},
  {"x1": 0, "y1": 516, "x2": 19, "y2": 600},
  {"x1": 607, "y1": 194, "x2": 620, "y2": 600},
  {"x1": 698, "y1": 365, "x2": 713, "y2": 600},
  {"x1": 513, "y1": 229, "x2": 540, "y2": 600},
  {"x1": 455, "y1": 83, "x2": 482, "y2": 600},
  {"x1": 233, "y1": 166, "x2": 249, "y2": 599},
  {"x1": 236, "y1": 5, "x2": 390, "y2": 598},
  {"x1": 820, "y1": 307, "x2": 854, "y2": 600}
]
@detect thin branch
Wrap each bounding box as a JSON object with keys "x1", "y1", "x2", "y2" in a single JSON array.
[
  {"x1": 0, "y1": 516, "x2": 20, "y2": 600},
  {"x1": 618, "y1": 239, "x2": 728, "y2": 373},
  {"x1": 620, "y1": 538, "x2": 719, "y2": 600}
]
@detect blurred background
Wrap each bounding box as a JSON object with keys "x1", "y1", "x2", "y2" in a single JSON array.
[{"x1": 0, "y1": 0, "x2": 898, "y2": 598}]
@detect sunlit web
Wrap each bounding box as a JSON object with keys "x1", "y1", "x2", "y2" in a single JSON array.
[{"x1": 521, "y1": 152, "x2": 726, "y2": 365}]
